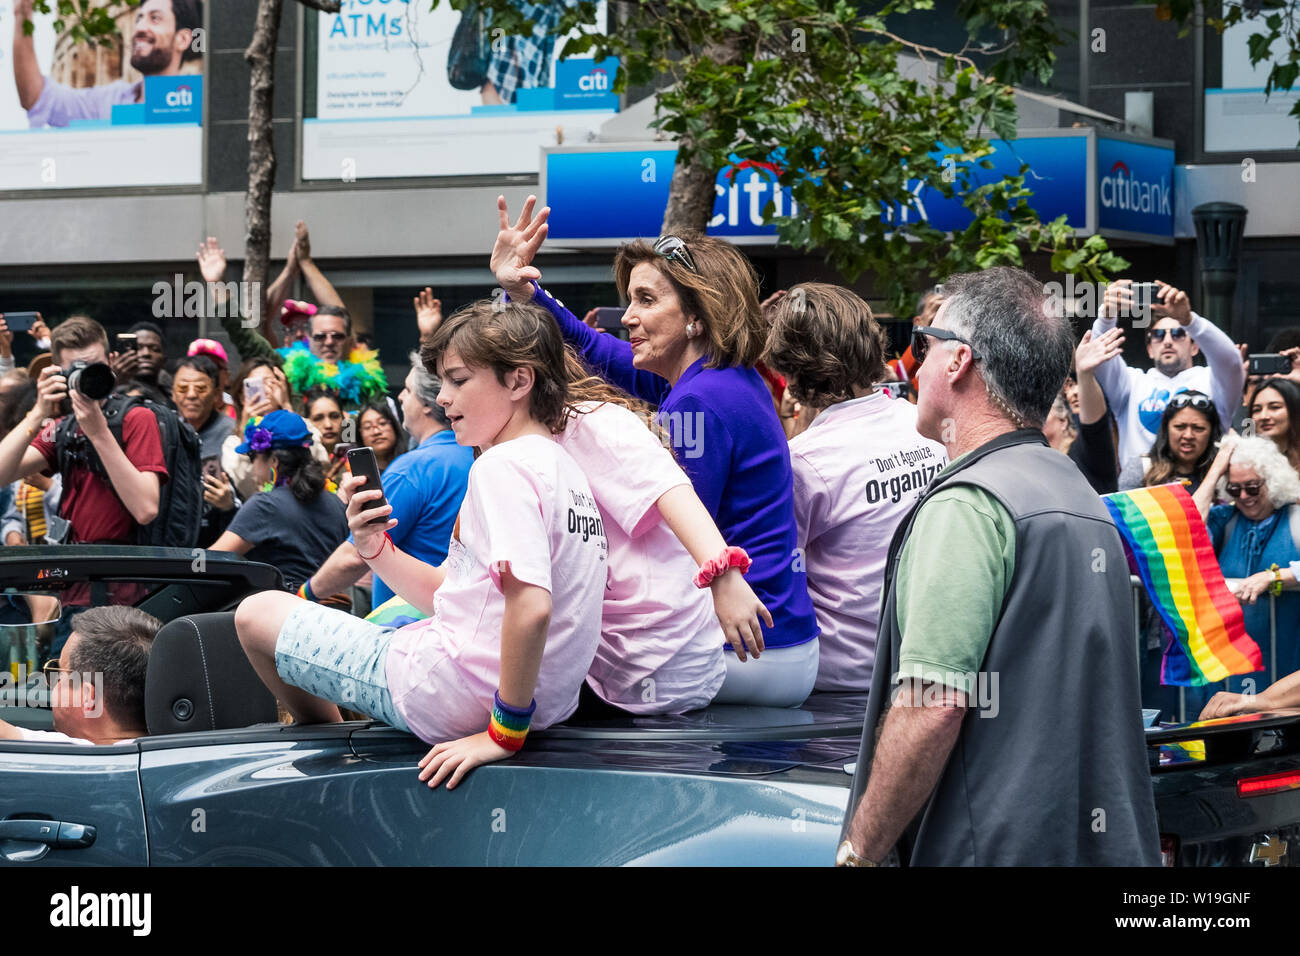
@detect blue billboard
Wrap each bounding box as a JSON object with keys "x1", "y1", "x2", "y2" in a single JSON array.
[
  {"x1": 542, "y1": 130, "x2": 1173, "y2": 245},
  {"x1": 914, "y1": 136, "x2": 1088, "y2": 232}
]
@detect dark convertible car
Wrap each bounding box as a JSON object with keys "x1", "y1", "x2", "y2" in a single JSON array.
[{"x1": 0, "y1": 548, "x2": 1297, "y2": 866}]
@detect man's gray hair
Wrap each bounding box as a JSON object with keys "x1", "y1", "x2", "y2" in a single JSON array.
[
  {"x1": 408, "y1": 350, "x2": 450, "y2": 427},
  {"x1": 938, "y1": 266, "x2": 1075, "y2": 428}
]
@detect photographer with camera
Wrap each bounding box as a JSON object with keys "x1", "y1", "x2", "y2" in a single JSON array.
[{"x1": 0, "y1": 317, "x2": 167, "y2": 544}]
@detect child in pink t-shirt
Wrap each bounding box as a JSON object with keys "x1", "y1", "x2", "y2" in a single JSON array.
[
  {"x1": 766, "y1": 283, "x2": 948, "y2": 692},
  {"x1": 235, "y1": 299, "x2": 608, "y2": 789},
  {"x1": 556, "y1": 391, "x2": 772, "y2": 715}
]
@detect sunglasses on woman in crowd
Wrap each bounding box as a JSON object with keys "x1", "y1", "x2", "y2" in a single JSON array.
[
  {"x1": 1225, "y1": 481, "x2": 1264, "y2": 499},
  {"x1": 653, "y1": 235, "x2": 698, "y2": 274}
]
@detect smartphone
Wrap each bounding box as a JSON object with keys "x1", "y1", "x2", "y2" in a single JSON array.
[
  {"x1": 346, "y1": 446, "x2": 388, "y2": 515},
  {"x1": 1248, "y1": 353, "x2": 1294, "y2": 377},
  {"x1": 243, "y1": 376, "x2": 266, "y2": 406},
  {"x1": 3, "y1": 312, "x2": 40, "y2": 333},
  {"x1": 594, "y1": 307, "x2": 626, "y2": 330},
  {"x1": 115, "y1": 333, "x2": 138, "y2": 352},
  {"x1": 201, "y1": 457, "x2": 224, "y2": 481},
  {"x1": 1130, "y1": 282, "x2": 1162, "y2": 310}
]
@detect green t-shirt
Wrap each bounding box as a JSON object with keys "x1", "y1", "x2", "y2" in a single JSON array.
[{"x1": 894, "y1": 453, "x2": 1017, "y2": 696}]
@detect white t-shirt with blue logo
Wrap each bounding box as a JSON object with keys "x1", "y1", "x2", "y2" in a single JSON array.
[{"x1": 1090, "y1": 312, "x2": 1244, "y2": 464}]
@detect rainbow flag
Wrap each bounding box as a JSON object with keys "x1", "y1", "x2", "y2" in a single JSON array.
[
  {"x1": 1103, "y1": 483, "x2": 1261, "y2": 686},
  {"x1": 365, "y1": 596, "x2": 427, "y2": 630}
]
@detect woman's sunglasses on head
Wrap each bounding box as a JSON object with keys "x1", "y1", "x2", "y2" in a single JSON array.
[
  {"x1": 1167, "y1": 393, "x2": 1212, "y2": 412},
  {"x1": 653, "y1": 235, "x2": 698, "y2": 274}
]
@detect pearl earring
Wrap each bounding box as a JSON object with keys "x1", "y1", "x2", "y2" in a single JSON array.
[{"x1": 687, "y1": 322, "x2": 698, "y2": 336}]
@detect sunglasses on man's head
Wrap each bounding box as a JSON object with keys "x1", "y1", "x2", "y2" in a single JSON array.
[
  {"x1": 1167, "y1": 393, "x2": 1212, "y2": 412},
  {"x1": 653, "y1": 235, "x2": 698, "y2": 274},
  {"x1": 1147, "y1": 327, "x2": 1189, "y2": 343},
  {"x1": 911, "y1": 326, "x2": 982, "y2": 365},
  {"x1": 312, "y1": 332, "x2": 347, "y2": 343},
  {"x1": 1225, "y1": 481, "x2": 1264, "y2": 499}
]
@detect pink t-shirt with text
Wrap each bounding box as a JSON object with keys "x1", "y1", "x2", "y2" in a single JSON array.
[
  {"x1": 385, "y1": 435, "x2": 608, "y2": 742},
  {"x1": 790, "y1": 392, "x2": 948, "y2": 692},
  {"x1": 556, "y1": 402, "x2": 725, "y2": 713}
]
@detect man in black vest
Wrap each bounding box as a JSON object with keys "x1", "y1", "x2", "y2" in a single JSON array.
[{"x1": 837, "y1": 267, "x2": 1160, "y2": 867}]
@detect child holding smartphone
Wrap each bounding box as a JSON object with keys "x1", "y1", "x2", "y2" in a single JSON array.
[{"x1": 235, "y1": 300, "x2": 608, "y2": 788}]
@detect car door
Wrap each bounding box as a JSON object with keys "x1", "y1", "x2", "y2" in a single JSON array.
[
  {"x1": 0, "y1": 737, "x2": 147, "y2": 866},
  {"x1": 138, "y1": 723, "x2": 380, "y2": 865},
  {"x1": 340, "y1": 724, "x2": 852, "y2": 866}
]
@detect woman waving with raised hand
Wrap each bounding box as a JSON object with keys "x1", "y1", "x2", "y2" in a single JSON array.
[{"x1": 491, "y1": 195, "x2": 819, "y2": 707}]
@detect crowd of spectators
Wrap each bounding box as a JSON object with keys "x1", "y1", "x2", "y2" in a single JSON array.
[{"x1": 4, "y1": 198, "x2": 1300, "y2": 867}]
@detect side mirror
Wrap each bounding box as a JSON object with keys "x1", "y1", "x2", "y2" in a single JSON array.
[{"x1": 0, "y1": 593, "x2": 65, "y2": 679}]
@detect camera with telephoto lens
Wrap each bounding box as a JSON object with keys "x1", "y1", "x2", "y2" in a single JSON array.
[{"x1": 63, "y1": 361, "x2": 116, "y2": 401}]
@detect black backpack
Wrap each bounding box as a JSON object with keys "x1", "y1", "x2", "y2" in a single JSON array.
[{"x1": 54, "y1": 393, "x2": 203, "y2": 548}]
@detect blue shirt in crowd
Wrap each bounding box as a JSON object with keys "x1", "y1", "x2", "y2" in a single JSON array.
[
  {"x1": 1208, "y1": 502, "x2": 1300, "y2": 692},
  {"x1": 359, "y1": 429, "x2": 474, "y2": 607},
  {"x1": 530, "y1": 282, "x2": 819, "y2": 649}
]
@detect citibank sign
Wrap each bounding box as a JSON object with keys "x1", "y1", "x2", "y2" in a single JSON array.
[
  {"x1": 1095, "y1": 136, "x2": 1174, "y2": 240},
  {"x1": 1100, "y1": 161, "x2": 1171, "y2": 216},
  {"x1": 542, "y1": 130, "x2": 1174, "y2": 245}
]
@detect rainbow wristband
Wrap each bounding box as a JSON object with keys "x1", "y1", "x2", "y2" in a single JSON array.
[
  {"x1": 296, "y1": 578, "x2": 317, "y2": 602},
  {"x1": 487, "y1": 691, "x2": 536, "y2": 752}
]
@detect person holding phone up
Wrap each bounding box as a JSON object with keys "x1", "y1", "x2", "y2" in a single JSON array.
[
  {"x1": 0, "y1": 312, "x2": 53, "y2": 375},
  {"x1": 210, "y1": 411, "x2": 349, "y2": 599},
  {"x1": 1091, "y1": 279, "x2": 1245, "y2": 464}
]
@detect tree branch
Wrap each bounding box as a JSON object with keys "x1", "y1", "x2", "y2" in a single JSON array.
[{"x1": 294, "y1": 0, "x2": 342, "y2": 12}]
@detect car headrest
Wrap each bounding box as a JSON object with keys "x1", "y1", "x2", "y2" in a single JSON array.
[{"x1": 145, "y1": 612, "x2": 278, "y2": 735}]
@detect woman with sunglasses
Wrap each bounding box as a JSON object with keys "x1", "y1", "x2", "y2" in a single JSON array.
[
  {"x1": 1248, "y1": 377, "x2": 1300, "y2": 476},
  {"x1": 1190, "y1": 434, "x2": 1300, "y2": 703},
  {"x1": 1118, "y1": 390, "x2": 1222, "y2": 494},
  {"x1": 491, "y1": 196, "x2": 819, "y2": 706}
]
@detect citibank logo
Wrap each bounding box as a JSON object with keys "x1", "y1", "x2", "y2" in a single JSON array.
[
  {"x1": 165, "y1": 85, "x2": 194, "y2": 107},
  {"x1": 712, "y1": 159, "x2": 798, "y2": 228},
  {"x1": 1100, "y1": 160, "x2": 1170, "y2": 216},
  {"x1": 578, "y1": 68, "x2": 609, "y2": 92}
]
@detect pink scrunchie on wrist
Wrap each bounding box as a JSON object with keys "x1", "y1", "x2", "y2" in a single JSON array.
[{"x1": 693, "y1": 546, "x2": 752, "y2": 589}]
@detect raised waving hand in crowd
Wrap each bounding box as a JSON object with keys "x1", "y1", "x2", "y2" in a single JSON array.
[
  {"x1": 490, "y1": 195, "x2": 550, "y2": 301},
  {"x1": 1074, "y1": 327, "x2": 1124, "y2": 426},
  {"x1": 413, "y1": 287, "x2": 443, "y2": 339}
]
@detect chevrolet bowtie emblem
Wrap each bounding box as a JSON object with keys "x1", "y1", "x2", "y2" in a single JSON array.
[{"x1": 1249, "y1": 834, "x2": 1288, "y2": 866}]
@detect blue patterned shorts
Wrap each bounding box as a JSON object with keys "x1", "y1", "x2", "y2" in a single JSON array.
[{"x1": 275, "y1": 602, "x2": 411, "y2": 733}]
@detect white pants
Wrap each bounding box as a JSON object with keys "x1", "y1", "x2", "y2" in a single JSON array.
[{"x1": 712, "y1": 637, "x2": 819, "y2": 708}]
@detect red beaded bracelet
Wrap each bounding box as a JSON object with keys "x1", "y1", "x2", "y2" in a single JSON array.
[
  {"x1": 693, "y1": 546, "x2": 752, "y2": 589},
  {"x1": 357, "y1": 532, "x2": 392, "y2": 561}
]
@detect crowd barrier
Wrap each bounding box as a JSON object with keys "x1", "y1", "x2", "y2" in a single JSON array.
[{"x1": 1130, "y1": 575, "x2": 1279, "y2": 723}]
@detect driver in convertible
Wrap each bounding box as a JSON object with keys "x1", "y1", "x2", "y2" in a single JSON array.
[{"x1": 0, "y1": 606, "x2": 161, "y2": 745}]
